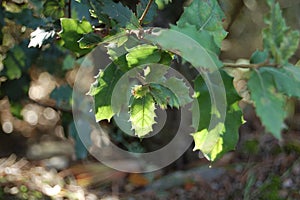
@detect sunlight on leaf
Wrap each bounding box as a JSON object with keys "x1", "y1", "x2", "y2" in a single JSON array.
[{"x1": 129, "y1": 93, "x2": 156, "y2": 138}]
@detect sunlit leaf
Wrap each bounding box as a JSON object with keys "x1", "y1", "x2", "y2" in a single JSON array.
[
  {"x1": 193, "y1": 70, "x2": 242, "y2": 161},
  {"x1": 87, "y1": 63, "x2": 123, "y2": 121},
  {"x1": 155, "y1": 0, "x2": 172, "y2": 9},
  {"x1": 59, "y1": 18, "x2": 93, "y2": 56},
  {"x1": 126, "y1": 44, "x2": 161, "y2": 68},
  {"x1": 132, "y1": 85, "x2": 150, "y2": 99},
  {"x1": 129, "y1": 93, "x2": 156, "y2": 137}
]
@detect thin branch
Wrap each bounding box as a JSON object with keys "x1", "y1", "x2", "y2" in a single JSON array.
[
  {"x1": 68, "y1": 0, "x2": 71, "y2": 18},
  {"x1": 222, "y1": 60, "x2": 278, "y2": 69},
  {"x1": 139, "y1": 0, "x2": 154, "y2": 25},
  {"x1": 26, "y1": 98, "x2": 72, "y2": 113}
]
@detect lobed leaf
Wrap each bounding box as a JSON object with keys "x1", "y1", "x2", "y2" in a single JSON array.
[
  {"x1": 262, "y1": 66, "x2": 300, "y2": 98},
  {"x1": 59, "y1": 18, "x2": 93, "y2": 56},
  {"x1": 176, "y1": 0, "x2": 227, "y2": 48},
  {"x1": 164, "y1": 77, "x2": 193, "y2": 106},
  {"x1": 263, "y1": 0, "x2": 300, "y2": 64},
  {"x1": 248, "y1": 69, "x2": 287, "y2": 139},
  {"x1": 3, "y1": 41, "x2": 38, "y2": 80},
  {"x1": 101, "y1": 0, "x2": 140, "y2": 28},
  {"x1": 126, "y1": 44, "x2": 161, "y2": 68},
  {"x1": 144, "y1": 29, "x2": 221, "y2": 71},
  {"x1": 192, "y1": 70, "x2": 242, "y2": 161},
  {"x1": 87, "y1": 63, "x2": 124, "y2": 122},
  {"x1": 144, "y1": 65, "x2": 168, "y2": 83},
  {"x1": 149, "y1": 83, "x2": 180, "y2": 109},
  {"x1": 43, "y1": 0, "x2": 65, "y2": 19},
  {"x1": 78, "y1": 32, "x2": 102, "y2": 49},
  {"x1": 129, "y1": 93, "x2": 157, "y2": 138}
]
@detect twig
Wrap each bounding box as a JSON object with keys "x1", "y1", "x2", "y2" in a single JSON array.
[
  {"x1": 68, "y1": 0, "x2": 71, "y2": 18},
  {"x1": 26, "y1": 98, "x2": 72, "y2": 113},
  {"x1": 222, "y1": 60, "x2": 278, "y2": 69},
  {"x1": 139, "y1": 0, "x2": 154, "y2": 25}
]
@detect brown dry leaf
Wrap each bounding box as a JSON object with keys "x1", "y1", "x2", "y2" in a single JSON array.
[{"x1": 128, "y1": 173, "x2": 149, "y2": 187}]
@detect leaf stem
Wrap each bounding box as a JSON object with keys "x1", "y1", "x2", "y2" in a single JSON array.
[
  {"x1": 68, "y1": 0, "x2": 71, "y2": 18},
  {"x1": 139, "y1": 0, "x2": 154, "y2": 25},
  {"x1": 222, "y1": 60, "x2": 277, "y2": 69}
]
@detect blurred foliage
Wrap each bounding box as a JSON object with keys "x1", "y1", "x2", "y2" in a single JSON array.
[{"x1": 0, "y1": 0, "x2": 300, "y2": 198}]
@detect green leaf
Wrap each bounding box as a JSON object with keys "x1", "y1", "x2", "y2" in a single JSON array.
[
  {"x1": 3, "y1": 46, "x2": 25, "y2": 79},
  {"x1": 155, "y1": 0, "x2": 172, "y2": 9},
  {"x1": 3, "y1": 41, "x2": 39, "y2": 80},
  {"x1": 126, "y1": 44, "x2": 161, "y2": 67},
  {"x1": 250, "y1": 50, "x2": 268, "y2": 64},
  {"x1": 248, "y1": 69, "x2": 287, "y2": 139},
  {"x1": 170, "y1": 25, "x2": 222, "y2": 67},
  {"x1": 101, "y1": 0, "x2": 140, "y2": 28},
  {"x1": 129, "y1": 93, "x2": 156, "y2": 137},
  {"x1": 144, "y1": 65, "x2": 169, "y2": 83},
  {"x1": 263, "y1": 0, "x2": 300, "y2": 64},
  {"x1": 137, "y1": 0, "x2": 158, "y2": 24},
  {"x1": 176, "y1": 0, "x2": 227, "y2": 48},
  {"x1": 149, "y1": 83, "x2": 180, "y2": 109},
  {"x1": 71, "y1": 0, "x2": 93, "y2": 21},
  {"x1": 78, "y1": 32, "x2": 102, "y2": 49},
  {"x1": 69, "y1": 121, "x2": 90, "y2": 159},
  {"x1": 62, "y1": 54, "x2": 76, "y2": 70},
  {"x1": 164, "y1": 77, "x2": 192, "y2": 106},
  {"x1": 50, "y1": 85, "x2": 73, "y2": 110},
  {"x1": 193, "y1": 75, "x2": 211, "y2": 131},
  {"x1": 87, "y1": 63, "x2": 124, "y2": 121},
  {"x1": 5, "y1": 9, "x2": 44, "y2": 29},
  {"x1": 144, "y1": 29, "x2": 221, "y2": 71},
  {"x1": 105, "y1": 33, "x2": 139, "y2": 61},
  {"x1": 132, "y1": 85, "x2": 150, "y2": 98},
  {"x1": 171, "y1": 24, "x2": 219, "y2": 54},
  {"x1": 59, "y1": 18, "x2": 93, "y2": 56},
  {"x1": 193, "y1": 70, "x2": 242, "y2": 161},
  {"x1": 43, "y1": 0, "x2": 65, "y2": 19},
  {"x1": 263, "y1": 66, "x2": 300, "y2": 98},
  {"x1": 87, "y1": 0, "x2": 111, "y2": 24}
]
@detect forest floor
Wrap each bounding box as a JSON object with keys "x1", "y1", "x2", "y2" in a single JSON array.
[
  {"x1": 90, "y1": 121, "x2": 300, "y2": 200},
  {"x1": 1, "y1": 109, "x2": 300, "y2": 200}
]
